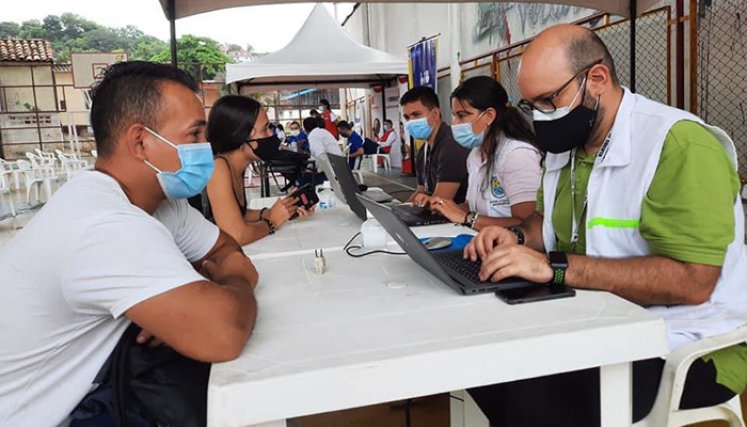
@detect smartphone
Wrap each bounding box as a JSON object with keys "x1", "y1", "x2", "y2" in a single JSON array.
[
  {"x1": 288, "y1": 184, "x2": 319, "y2": 209},
  {"x1": 496, "y1": 284, "x2": 575, "y2": 305}
]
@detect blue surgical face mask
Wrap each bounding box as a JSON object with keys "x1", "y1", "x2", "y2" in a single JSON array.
[
  {"x1": 405, "y1": 117, "x2": 433, "y2": 140},
  {"x1": 452, "y1": 111, "x2": 487, "y2": 150},
  {"x1": 143, "y1": 127, "x2": 215, "y2": 200}
]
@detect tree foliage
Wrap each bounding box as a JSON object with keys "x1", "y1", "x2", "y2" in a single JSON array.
[{"x1": 0, "y1": 13, "x2": 236, "y2": 79}]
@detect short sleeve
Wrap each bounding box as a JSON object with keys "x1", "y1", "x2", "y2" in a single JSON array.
[
  {"x1": 436, "y1": 139, "x2": 470, "y2": 183},
  {"x1": 500, "y1": 148, "x2": 543, "y2": 206},
  {"x1": 155, "y1": 199, "x2": 220, "y2": 263},
  {"x1": 415, "y1": 146, "x2": 425, "y2": 186},
  {"x1": 61, "y1": 211, "x2": 207, "y2": 318},
  {"x1": 640, "y1": 121, "x2": 740, "y2": 266}
]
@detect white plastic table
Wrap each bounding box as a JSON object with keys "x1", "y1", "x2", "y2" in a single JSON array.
[
  {"x1": 244, "y1": 195, "x2": 467, "y2": 259},
  {"x1": 208, "y1": 248, "x2": 669, "y2": 427}
]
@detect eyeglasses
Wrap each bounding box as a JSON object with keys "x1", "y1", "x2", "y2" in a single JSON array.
[{"x1": 517, "y1": 59, "x2": 603, "y2": 114}]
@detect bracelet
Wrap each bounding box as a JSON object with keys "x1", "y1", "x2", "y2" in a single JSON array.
[
  {"x1": 462, "y1": 211, "x2": 472, "y2": 227},
  {"x1": 507, "y1": 226, "x2": 525, "y2": 245},
  {"x1": 259, "y1": 207, "x2": 268, "y2": 220},
  {"x1": 261, "y1": 218, "x2": 276, "y2": 235},
  {"x1": 470, "y1": 213, "x2": 479, "y2": 230}
]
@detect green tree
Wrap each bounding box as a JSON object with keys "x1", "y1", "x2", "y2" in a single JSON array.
[
  {"x1": 42, "y1": 15, "x2": 63, "y2": 40},
  {"x1": 132, "y1": 37, "x2": 168, "y2": 61},
  {"x1": 152, "y1": 35, "x2": 231, "y2": 80},
  {"x1": 19, "y1": 20, "x2": 45, "y2": 38},
  {"x1": 0, "y1": 22, "x2": 21, "y2": 38}
]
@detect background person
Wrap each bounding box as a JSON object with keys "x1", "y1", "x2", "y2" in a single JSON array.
[
  {"x1": 206, "y1": 95, "x2": 313, "y2": 246},
  {"x1": 431, "y1": 76, "x2": 542, "y2": 231},
  {"x1": 400, "y1": 86, "x2": 470, "y2": 205},
  {"x1": 337, "y1": 120, "x2": 365, "y2": 168},
  {"x1": 319, "y1": 98, "x2": 339, "y2": 138}
]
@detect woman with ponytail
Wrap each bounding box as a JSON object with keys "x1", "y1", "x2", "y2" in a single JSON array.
[{"x1": 431, "y1": 76, "x2": 542, "y2": 230}]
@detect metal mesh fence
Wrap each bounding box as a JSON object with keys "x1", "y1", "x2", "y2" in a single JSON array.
[
  {"x1": 595, "y1": 10, "x2": 670, "y2": 104},
  {"x1": 697, "y1": 0, "x2": 747, "y2": 175},
  {"x1": 496, "y1": 55, "x2": 523, "y2": 106},
  {"x1": 493, "y1": 8, "x2": 670, "y2": 108}
]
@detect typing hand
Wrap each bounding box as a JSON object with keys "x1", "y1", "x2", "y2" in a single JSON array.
[
  {"x1": 478, "y1": 245, "x2": 553, "y2": 283},
  {"x1": 412, "y1": 193, "x2": 432, "y2": 208},
  {"x1": 430, "y1": 198, "x2": 466, "y2": 224},
  {"x1": 463, "y1": 226, "x2": 519, "y2": 262}
]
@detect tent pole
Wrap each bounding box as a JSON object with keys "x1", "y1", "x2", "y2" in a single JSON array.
[
  {"x1": 169, "y1": 0, "x2": 177, "y2": 66},
  {"x1": 629, "y1": 0, "x2": 636, "y2": 93},
  {"x1": 381, "y1": 84, "x2": 387, "y2": 122}
]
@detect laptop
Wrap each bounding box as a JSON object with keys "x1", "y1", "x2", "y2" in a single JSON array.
[
  {"x1": 356, "y1": 193, "x2": 534, "y2": 295},
  {"x1": 327, "y1": 154, "x2": 449, "y2": 227}
]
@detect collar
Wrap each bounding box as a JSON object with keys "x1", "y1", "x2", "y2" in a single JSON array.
[{"x1": 544, "y1": 87, "x2": 635, "y2": 172}]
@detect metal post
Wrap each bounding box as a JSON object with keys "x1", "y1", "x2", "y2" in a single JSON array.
[
  {"x1": 381, "y1": 85, "x2": 387, "y2": 122},
  {"x1": 630, "y1": 0, "x2": 637, "y2": 93},
  {"x1": 168, "y1": 0, "x2": 177, "y2": 66}
]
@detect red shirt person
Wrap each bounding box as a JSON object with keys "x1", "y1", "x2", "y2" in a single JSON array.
[{"x1": 319, "y1": 99, "x2": 339, "y2": 139}]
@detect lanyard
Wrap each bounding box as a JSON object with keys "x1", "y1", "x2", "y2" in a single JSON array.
[
  {"x1": 569, "y1": 132, "x2": 612, "y2": 252},
  {"x1": 423, "y1": 142, "x2": 431, "y2": 194}
]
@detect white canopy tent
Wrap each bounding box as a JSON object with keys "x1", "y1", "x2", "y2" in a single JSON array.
[
  {"x1": 158, "y1": 0, "x2": 659, "y2": 20},
  {"x1": 158, "y1": 0, "x2": 665, "y2": 92},
  {"x1": 224, "y1": 4, "x2": 408, "y2": 92}
]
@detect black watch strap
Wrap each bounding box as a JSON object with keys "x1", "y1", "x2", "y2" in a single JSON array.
[
  {"x1": 548, "y1": 251, "x2": 569, "y2": 285},
  {"x1": 507, "y1": 226, "x2": 525, "y2": 245}
]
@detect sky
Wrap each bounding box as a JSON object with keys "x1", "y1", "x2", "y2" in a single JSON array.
[{"x1": 2, "y1": 1, "x2": 356, "y2": 52}]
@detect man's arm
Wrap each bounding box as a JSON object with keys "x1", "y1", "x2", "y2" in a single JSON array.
[
  {"x1": 565, "y1": 255, "x2": 720, "y2": 305},
  {"x1": 128, "y1": 231, "x2": 258, "y2": 363}
]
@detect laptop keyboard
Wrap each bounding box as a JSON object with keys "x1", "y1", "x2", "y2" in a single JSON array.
[{"x1": 432, "y1": 250, "x2": 484, "y2": 283}]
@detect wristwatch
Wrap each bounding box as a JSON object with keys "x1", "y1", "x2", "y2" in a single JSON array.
[
  {"x1": 548, "y1": 251, "x2": 569, "y2": 285},
  {"x1": 507, "y1": 226, "x2": 525, "y2": 245}
]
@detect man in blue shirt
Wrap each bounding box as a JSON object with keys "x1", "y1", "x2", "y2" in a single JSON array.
[{"x1": 337, "y1": 121, "x2": 365, "y2": 169}]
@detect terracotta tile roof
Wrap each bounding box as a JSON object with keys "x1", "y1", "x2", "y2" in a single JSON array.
[{"x1": 0, "y1": 39, "x2": 54, "y2": 62}]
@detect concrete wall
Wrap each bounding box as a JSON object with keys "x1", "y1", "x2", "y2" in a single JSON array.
[{"x1": 0, "y1": 64, "x2": 57, "y2": 112}]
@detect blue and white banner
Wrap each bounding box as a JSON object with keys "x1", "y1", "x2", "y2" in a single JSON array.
[{"x1": 408, "y1": 37, "x2": 438, "y2": 91}]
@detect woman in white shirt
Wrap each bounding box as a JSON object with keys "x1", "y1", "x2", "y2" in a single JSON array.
[{"x1": 431, "y1": 76, "x2": 542, "y2": 231}]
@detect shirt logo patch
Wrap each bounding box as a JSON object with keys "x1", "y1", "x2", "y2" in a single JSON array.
[{"x1": 491, "y1": 177, "x2": 506, "y2": 198}]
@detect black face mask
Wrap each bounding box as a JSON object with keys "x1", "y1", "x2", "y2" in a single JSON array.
[
  {"x1": 250, "y1": 135, "x2": 281, "y2": 161},
  {"x1": 533, "y1": 98, "x2": 600, "y2": 154}
]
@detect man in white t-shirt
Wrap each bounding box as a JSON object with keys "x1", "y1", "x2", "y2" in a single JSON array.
[
  {"x1": 303, "y1": 116, "x2": 342, "y2": 162},
  {"x1": 0, "y1": 61, "x2": 259, "y2": 426}
]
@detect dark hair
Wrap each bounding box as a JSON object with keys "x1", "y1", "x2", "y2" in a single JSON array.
[
  {"x1": 276, "y1": 124, "x2": 284, "y2": 131},
  {"x1": 568, "y1": 30, "x2": 619, "y2": 85},
  {"x1": 89, "y1": 61, "x2": 198, "y2": 157},
  {"x1": 400, "y1": 86, "x2": 440, "y2": 109},
  {"x1": 336, "y1": 121, "x2": 351, "y2": 130},
  {"x1": 289, "y1": 121, "x2": 300, "y2": 128},
  {"x1": 451, "y1": 76, "x2": 537, "y2": 191},
  {"x1": 384, "y1": 119, "x2": 393, "y2": 126},
  {"x1": 320, "y1": 99, "x2": 331, "y2": 108},
  {"x1": 303, "y1": 117, "x2": 320, "y2": 133},
  {"x1": 207, "y1": 95, "x2": 262, "y2": 155},
  {"x1": 309, "y1": 109, "x2": 319, "y2": 117}
]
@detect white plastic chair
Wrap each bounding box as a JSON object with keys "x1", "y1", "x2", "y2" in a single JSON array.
[
  {"x1": 634, "y1": 325, "x2": 747, "y2": 427},
  {"x1": 16, "y1": 160, "x2": 52, "y2": 205},
  {"x1": 0, "y1": 170, "x2": 17, "y2": 227},
  {"x1": 56, "y1": 150, "x2": 89, "y2": 181},
  {"x1": 363, "y1": 145, "x2": 391, "y2": 173}
]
